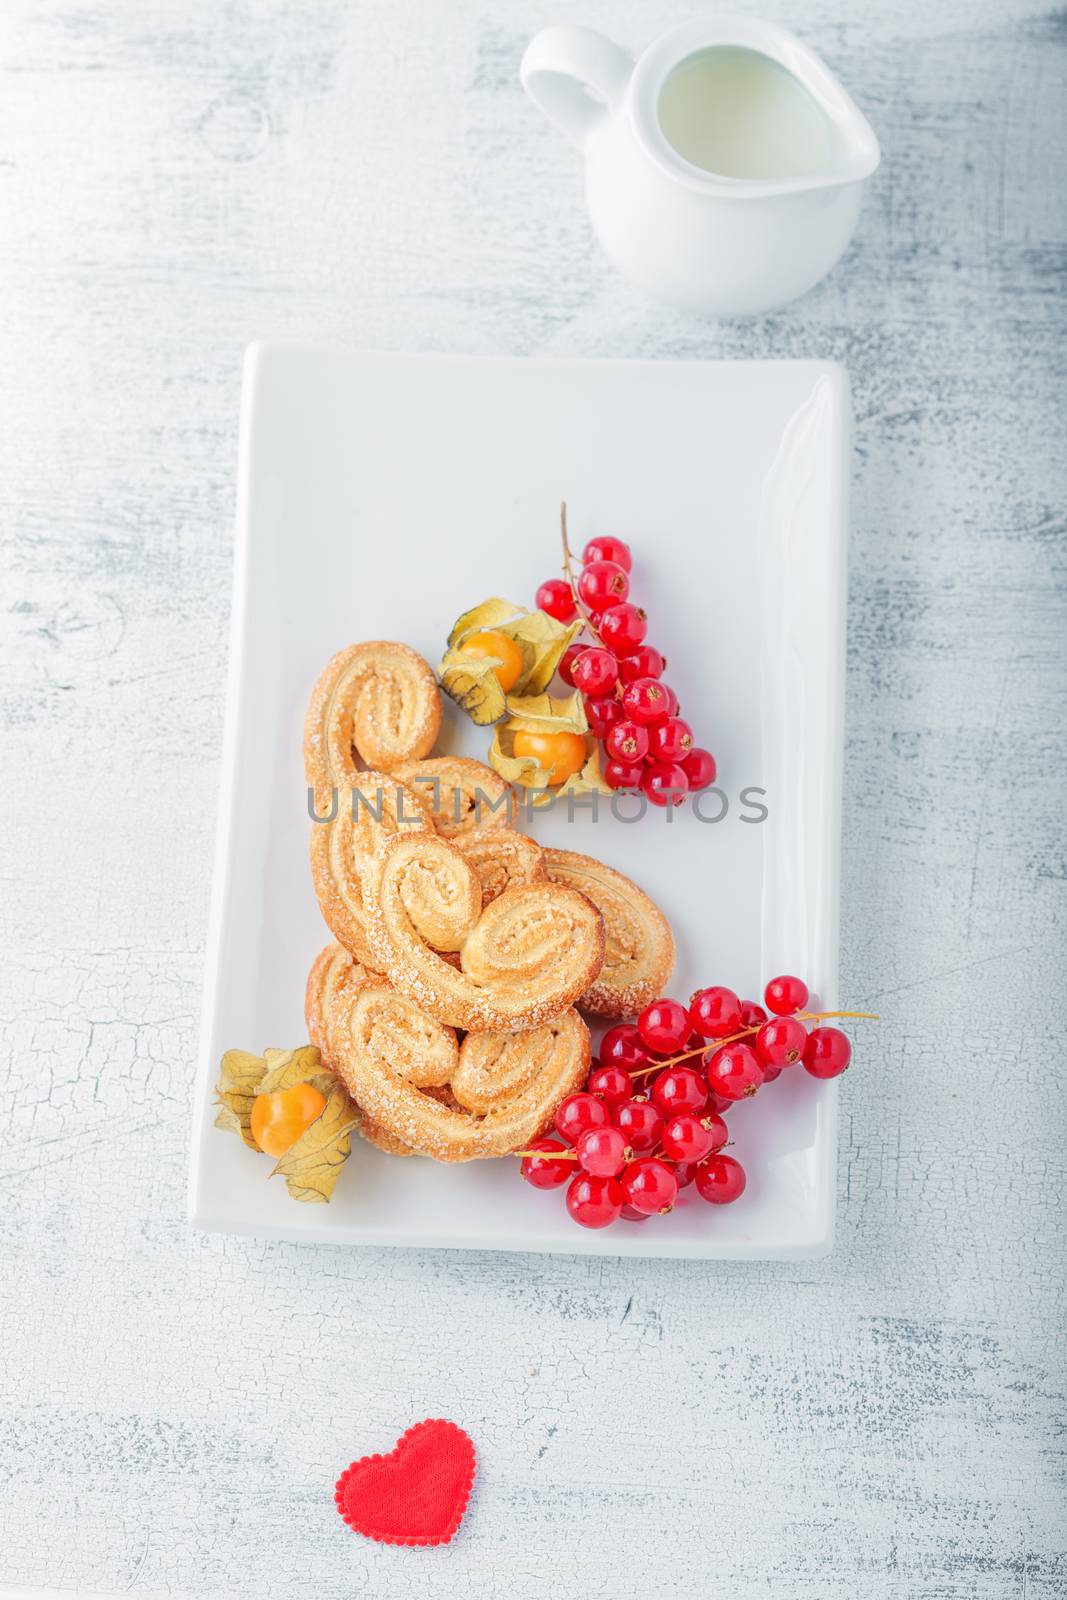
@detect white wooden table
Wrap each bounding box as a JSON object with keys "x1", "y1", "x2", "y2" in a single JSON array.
[{"x1": 1, "y1": 2, "x2": 1063, "y2": 1595}]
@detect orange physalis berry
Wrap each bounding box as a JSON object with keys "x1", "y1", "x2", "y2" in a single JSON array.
[
  {"x1": 250, "y1": 1082, "x2": 327, "y2": 1158},
  {"x1": 512, "y1": 729, "x2": 587, "y2": 785},
  {"x1": 457, "y1": 630, "x2": 524, "y2": 692}
]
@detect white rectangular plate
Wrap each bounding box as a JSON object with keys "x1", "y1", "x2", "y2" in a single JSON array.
[{"x1": 190, "y1": 346, "x2": 848, "y2": 1259}]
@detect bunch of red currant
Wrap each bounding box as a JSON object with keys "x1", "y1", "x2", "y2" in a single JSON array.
[
  {"x1": 518, "y1": 973, "x2": 864, "y2": 1230},
  {"x1": 535, "y1": 518, "x2": 716, "y2": 806}
]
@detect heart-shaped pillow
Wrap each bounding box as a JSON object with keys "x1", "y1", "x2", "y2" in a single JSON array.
[{"x1": 335, "y1": 1419, "x2": 476, "y2": 1547}]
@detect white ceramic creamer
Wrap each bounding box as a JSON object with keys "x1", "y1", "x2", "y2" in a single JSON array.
[{"x1": 521, "y1": 16, "x2": 880, "y2": 316}]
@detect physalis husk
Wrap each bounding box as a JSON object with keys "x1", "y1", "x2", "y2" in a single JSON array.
[
  {"x1": 487, "y1": 692, "x2": 613, "y2": 805},
  {"x1": 215, "y1": 1045, "x2": 359, "y2": 1204},
  {"x1": 439, "y1": 598, "x2": 581, "y2": 725}
]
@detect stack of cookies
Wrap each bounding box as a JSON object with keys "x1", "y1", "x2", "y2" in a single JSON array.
[{"x1": 303, "y1": 641, "x2": 675, "y2": 1162}]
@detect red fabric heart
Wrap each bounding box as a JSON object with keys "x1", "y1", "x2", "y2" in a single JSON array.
[{"x1": 334, "y1": 1419, "x2": 476, "y2": 1547}]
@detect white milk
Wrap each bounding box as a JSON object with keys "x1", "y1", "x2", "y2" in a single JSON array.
[{"x1": 657, "y1": 46, "x2": 836, "y2": 179}]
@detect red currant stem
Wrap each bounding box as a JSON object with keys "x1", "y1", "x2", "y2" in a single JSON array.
[
  {"x1": 512, "y1": 1147, "x2": 580, "y2": 1161},
  {"x1": 509, "y1": 1139, "x2": 735, "y2": 1167},
  {"x1": 630, "y1": 1030, "x2": 756, "y2": 1075},
  {"x1": 559, "y1": 503, "x2": 586, "y2": 617},
  {"x1": 559, "y1": 502, "x2": 626, "y2": 704},
  {"x1": 629, "y1": 1009, "x2": 880, "y2": 1076},
  {"x1": 796, "y1": 1009, "x2": 881, "y2": 1024}
]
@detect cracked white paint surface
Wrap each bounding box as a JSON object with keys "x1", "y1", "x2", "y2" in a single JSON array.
[{"x1": 0, "y1": 1, "x2": 1064, "y2": 1595}]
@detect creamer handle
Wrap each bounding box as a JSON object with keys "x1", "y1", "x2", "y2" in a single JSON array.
[{"x1": 521, "y1": 26, "x2": 633, "y2": 149}]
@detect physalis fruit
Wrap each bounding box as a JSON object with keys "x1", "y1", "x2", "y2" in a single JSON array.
[{"x1": 215, "y1": 1045, "x2": 358, "y2": 1204}]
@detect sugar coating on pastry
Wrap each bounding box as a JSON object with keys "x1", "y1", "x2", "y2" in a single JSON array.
[
  {"x1": 337, "y1": 992, "x2": 591, "y2": 1162},
  {"x1": 544, "y1": 847, "x2": 675, "y2": 1018},
  {"x1": 308, "y1": 941, "x2": 589, "y2": 1162},
  {"x1": 453, "y1": 827, "x2": 547, "y2": 907},
  {"x1": 310, "y1": 771, "x2": 434, "y2": 967},
  {"x1": 392, "y1": 756, "x2": 515, "y2": 836},
  {"x1": 305, "y1": 942, "x2": 371, "y2": 1063},
  {"x1": 304, "y1": 640, "x2": 441, "y2": 789},
  {"x1": 304, "y1": 942, "x2": 416, "y2": 1156},
  {"x1": 362, "y1": 831, "x2": 605, "y2": 1033}
]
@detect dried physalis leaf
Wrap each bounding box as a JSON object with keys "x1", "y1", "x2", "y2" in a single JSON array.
[
  {"x1": 215, "y1": 1049, "x2": 268, "y2": 1148},
  {"x1": 215, "y1": 1044, "x2": 360, "y2": 1203},
  {"x1": 504, "y1": 690, "x2": 588, "y2": 735},
  {"x1": 503, "y1": 610, "x2": 582, "y2": 695},
  {"x1": 259, "y1": 1045, "x2": 334, "y2": 1100},
  {"x1": 271, "y1": 1082, "x2": 360, "y2": 1204},
  {"x1": 438, "y1": 645, "x2": 509, "y2": 726},
  {"x1": 440, "y1": 599, "x2": 582, "y2": 725},
  {"x1": 446, "y1": 597, "x2": 524, "y2": 650}
]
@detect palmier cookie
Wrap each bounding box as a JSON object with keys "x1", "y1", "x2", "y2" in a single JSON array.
[
  {"x1": 305, "y1": 942, "x2": 419, "y2": 1156},
  {"x1": 362, "y1": 831, "x2": 604, "y2": 1033},
  {"x1": 543, "y1": 848, "x2": 675, "y2": 1018},
  {"x1": 304, "y1": 641, "x2": 441, "y2": 791},
  {"x1": 392, "y1": 756, "x2": 515, "y2": 836},
  {"x1": 453, "y1": 827, "x2": 546, "y2": 908},
  {"x1": 310, "y1": 771, "x2": 433, "y2": 967},
  {"x1": 334, "y1": 980, "x2": 591, "y2": 1162}
]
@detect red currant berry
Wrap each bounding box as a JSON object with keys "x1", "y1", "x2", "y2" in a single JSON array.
[
  {"x1": 577, "y1": 560, "x2": 629, "y2": 613},
  {"x1": 755, "y1": 1016, "x2": 808, "y2": 1067},
  {"x1": 582, "y1": 535, "x2": 632, "y2": 572},
  {"x1": 620, "y1": 1204, "x2": 651, "y2": 1221},
  {"x1": 740, "y1": 1006, "x2": 772, "y2": 1079},
  {"x1": 673, "y1": 1161, "x2": 698, "y2": 1189},
  {"x1": 585, "y1": 695, "x2": 623, "y2": 739},
  {"x1": 557, "y1": 642, "x2": 585, "y2": 687},
  {"x1": 695, "y1": 1153, "x2": 747, "y2": 1205},
  {"x1": 519, "y1": 1137, "x2": 574, "y2": 1189},
  {"x1": 661, "y1": 1112, "x2": 716, "y2": 1163},
  {"x1": 649, "y1": 717, "x2": 694, "y2": 763},
  {"x1": 651, "y1": 1066, "x2": 709, "y2": 1117},
  {"x1": 637, "y1": 998, "x2": 691, "y2": 1054},
  {"x1": 660, "y1": 685, "x2": 680, "y2": 717},
  {"x1": 598, "y1": 602, "x2": 647, "y2": 658},
  {"x1": 705, "y1": 1042, "x2": 763, "y2": 1101},
  {"x1": 704, "y1": 1113, "x2": 729, "y2": 1151},
  {"x1": 576, "y1": 1124, "x2": 631, "y2": 1177},
  {"x1": 555, "y1": 1092, "x2": 609, "y2": 1145},
  {"x1": 802, "y1": 1026, "x2": 852, "y2": 1079},
  {"x1": 706, "y1": 1088, "x2": 734, "y2": 1116},
  {"x1": 606, "y1": 719, "x2": 650, "y2": 763},
  {"x1": 764, "y1": 974, "x2": 810, "y2": 1016},
  {"x1": 621, "y1": 676, "x2": 670, "y2": 726},
  {"x1": 689, "y1": 985, "x2": 743, "y2": 1040},
  {"x1": 642, "y1": 761, "x2": 688, "y2": 807},
  {"x1": 536, "y1": 578, "x2": 577, "y2": 623},
  {"x1": 587, "y1": 1062, "x2": 632, "y2": 1103},
  {"x1": 571, "y1": 646, "x2": 618, "y2": 696},
  {"x1": 614, "y1": 1098, "x2": 664, "y2": 1152},
  {"x1": 605, "y1": 758, "x2": 643, "y2": 791},
  {"x1": 620, "y1": 645, "x2": 666, "y2": 682},
  {"x1": 600, "y1": 1024, "x2": 651, "y2": 1074},
  {"x1": 622, "y1": 1157, "x2": 678, "y2": 1215},
  {"x1": 566, "y1": 1171, "x2": 624, "y2": 1228},
  {"x1": 681, "y1": 747, "x2": 717, "y2": 790}
]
